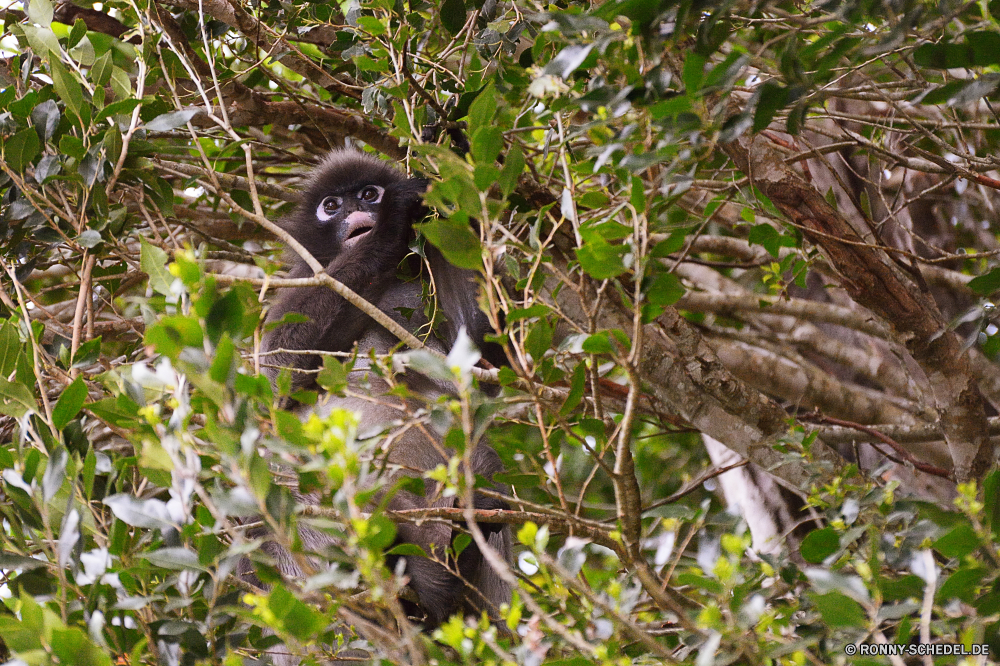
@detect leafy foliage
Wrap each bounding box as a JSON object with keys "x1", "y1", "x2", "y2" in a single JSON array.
[{"x1": 2, "y1": 0, "x2": 1000, "y2": 664}]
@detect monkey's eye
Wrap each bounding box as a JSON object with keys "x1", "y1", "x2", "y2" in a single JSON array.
[
  {"x1": 316, "y1": 196, "x2": 342, "y2": 222},
  {"x1": 359, "y1": 186, "x2": 384, "y2": 203}
]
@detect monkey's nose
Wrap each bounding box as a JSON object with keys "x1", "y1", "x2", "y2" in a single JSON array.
[{"x1": 343, "y1": 211, "x2": 375, "y2": 247}]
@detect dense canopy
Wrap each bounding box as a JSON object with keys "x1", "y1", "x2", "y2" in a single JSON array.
[{"x1": 2, "y1": 0, "x2": 1000, "y2": 663}]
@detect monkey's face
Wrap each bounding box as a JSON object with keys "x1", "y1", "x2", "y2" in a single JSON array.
[
  {"x1": 292, "y1": 150, "x2": 408, "y2": 259},
  {"x1": 314, "y1": 184, "x2": 385, "y2": 250}
]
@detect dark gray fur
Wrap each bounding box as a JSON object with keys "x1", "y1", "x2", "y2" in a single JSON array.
[{"x1": 246, "y1": 150, "x2": 512, "y2": 647}]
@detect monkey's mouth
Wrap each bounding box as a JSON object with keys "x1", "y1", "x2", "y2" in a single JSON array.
[{"x1": 343, "y1": 211, "x2": 375, "y2": 247}]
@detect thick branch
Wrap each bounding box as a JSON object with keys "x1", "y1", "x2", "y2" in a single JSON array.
[{"x1": 721, "y1": 131, "x2": 992, "y2": 482}]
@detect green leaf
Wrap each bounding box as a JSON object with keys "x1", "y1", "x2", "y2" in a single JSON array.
[
  {"x1": 933, "y1": 523, "x2": 980, "y2": 559},
  {"x1": 145, "y1": 108, "x2": 198, "y2": 132},
  {"x1": 72, "y1": 336, "x2": 101, "y2": 368},
  {"x1": 67, "y1": 18, "x2": 87, "y2": 48},
  {"x1": 76, "y1": 229, "x2": 102, "y2": 248},
  {"x1": 440, "y1": 0, "x2": 468, "y2": 35},
  {"x1": 358, "y1": 514, "x2": 397, "y2": 551},
  {"x1": 4, "y1": 128, "x2": 40, "y2": 172},
  {"x1": 31, "y1": 99, "x2": 60, "y2": 140},
  {"x1": 21, "y1": 24, "x2": 61, "y2": 57},
  {"x1": 418, "y1": 217, "x2": 483, "y2": 270},
  {"x1": 144, "y1": 315, "x2": 204, "y2": 358},
  {"x1": 467, "y1": 84, "x2": 497, "y2": 133},
  {"x1": 748, "y1": 223, "x2": 793, "y2": 257},
  {"x1": 799, "y1": 527, "x2": 840, "y2": 563},
  {"x1": 560, "y1": 362, "x2": 586, "y2": 415},
  {"x1": 913, "y1": 42, "x2": 974, "y2": 69},
  {"x1": 967, "y1": 32, "x2": 1000, "y2": 66},
  {"x1": 984, "y1": 469, "x2": 1000, "y2": 531},
  {"x1": 386, "y1": 543, "x2": 428, "y2": 557},
  {"x1": 809, "y1": 591, "x2": 866, "y2": 628},
  {"x1": 90, "y1": 50, "x2": 113, "y2": 86},
  {"x1": 937, "y1": 566, "x2": 986, "y2": 603},
  {"x1": 645, "y1": 272, "x2": 685, "y2": 307},
  {"x1": 0, "y1": 377, "x2": 38, "y2": 418},
  {"x1": 498, "y1": 144, "x2": 524, "y2": 198},
  {"x1": 577, "y1": 239, "x2": 628, "y2": 280},
  {"x1": 753, "y1": 81, "x2": 789, "y2": 133},
  {"x1": 59, "y1": 134, "x2": 86, "y2": 160},
  {"x1": 316, "y1": 355, "x2": 347, "y2": 393},
  {"x1": 471, "y1": 126, "x2": 503, "y2": 165},
  {"x1": 266, "y1": 585, "x2": 328, "y2": 641},
  {"x1": 682, "y1": 53, "x2": 707, "y2": 93},
  {"x1": 209, "y1": 335, "x2": 237, "y2": 383},
  {"x1": 27, "y1": 0, "x2": 53, "y2": 25},
  {"x1": 524, "y1": 318, "x2": 553, "y2": 362},
  {"x1": 581, "y1": 332, "x2": 614, "y2": 354},
  {"x1": 508, "y1": 303, "x2": 550, "y2": 322},
  {"x1": 52, "y1": 376, "x2": 87, "y2": 430},
  {"x1": 878, "y1": 574, "x2": 925, "y2": 601},
  {"x1": 0, "y1": 319, "x2": 25, "y2": 377},
  {"x1": 49, "y1": 58, "x2": 84, "y2": 120},
  {"x1": 206, "y1": 290, "x2": 245, "y2": 345},
  {"x1": 140, "y1": 238, "x2": 173, "y2": 296},
  {"x1": 355, "y1": 15, "x2": 387, "y2": 35}
]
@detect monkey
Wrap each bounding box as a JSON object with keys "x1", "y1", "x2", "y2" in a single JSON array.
[{"x1": 243, "y1": 149, "x2": 512, "y2": 637}]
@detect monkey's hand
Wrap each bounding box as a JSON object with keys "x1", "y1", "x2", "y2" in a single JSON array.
[{"x1": 379, "y1": 177, "x2": 428, "y2": 230}]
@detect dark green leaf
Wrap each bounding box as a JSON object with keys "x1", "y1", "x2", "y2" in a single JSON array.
[
  {"x1": 560, "y1": 363, "x2": 586, "y2": 415},
  {"x1": 809, "y1": 591, "x2": 866, "y2": 627},
  {"x1": 52, "y1": 376, "x2": 87, "y2": 431},
  {"x1": 498, "y1": 144, "x2": 525, "y2": 197},
  {"x1": 90, "y1": 50, "x2": 113, "y2": 86},
  {"x1": 968, "y1": 268, "x2": 1000, "y2": 295},
  {"x1": 913, "y1": 42, "x2": 973, "y2": 69},
  {"x1": 4, "y1": 128, "x2": 40, "y2": 172},
  {"x1": 878, "y1": 574, "x2": 925, "y2": 601},
  {"x1": 440, "y1": 0, "x2": 467, "y2": 35},
  {"x1": 0, "y1": 319, "x2": 24, "y2": 377},
  {"x1": 645, "y1": 272, "x2": 685, "y2": 307},
  {"x1": 933, "y1": 523, "x2": 979, "y2": 559},
  {"x1": 72, "y1": 336, "x2": 101, "y2": 368},
  {"x1": 753, "y1": 81, "x2": 789, "y2": 133},
  {"x1": 67, "y1": 18, "x2": 87, "y2": 48},
  {"x1": 49, "y1": 58, "x2": 84, "y2": 119},
  {"x1": 799, "y1": 527, "x2": 840, "y2": 563},
  {"x1": 524, "y1": 318, "x2": 553, "y2": 362},
  {"x1": 206, "y1": 290, "x2": 245, "y2": 345},
  {"x1": 77, "y1": 229, "x2": 102, "y2": 248},
  {"x1": 471, "y1": 126, "x2": 504, "y2": 165},
  {"x1": 937, "y1": 566, "x2": 986, "y2": 603},
  {"x1": 386, "y1": 543, "x2": 429, "y2": 557},
  {"x1": 581, "y1": 332, "x2": 614, "y2": 354},
  {"x1": 30, "y1": 99, "x2": 59, "y2": 140},
  {"x1": 418, "y1": 217, "x2": 483, "y2": 270}
]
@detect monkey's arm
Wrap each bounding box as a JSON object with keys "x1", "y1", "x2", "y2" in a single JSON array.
[{"x1": 426, "y1": 246, "x2": 508, "y2": 370}]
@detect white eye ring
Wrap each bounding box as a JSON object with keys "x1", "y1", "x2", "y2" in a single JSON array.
[
  {"x1": 359, "y1": 185, "x2": 384, "y2": 204},
  {"x1": 316, "y1": 196, "x2": 341, "y2": 222}
]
